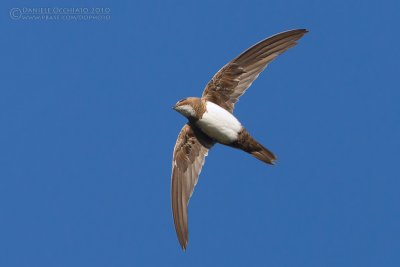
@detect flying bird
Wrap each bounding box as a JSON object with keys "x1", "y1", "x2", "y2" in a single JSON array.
[{"x1": 171, "y1": 29, "x2": 308, "y2": 250}]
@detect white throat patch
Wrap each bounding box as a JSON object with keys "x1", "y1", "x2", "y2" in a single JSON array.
[{"x1": 176, "y1": 104, "x2": 195, "y2": 118}]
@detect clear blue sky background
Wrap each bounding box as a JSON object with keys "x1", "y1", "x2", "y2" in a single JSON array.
[{"x1": 1, "y1": 0, "x2": 399, "y2": 266}]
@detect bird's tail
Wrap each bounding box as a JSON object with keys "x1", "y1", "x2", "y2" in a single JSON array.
[{"x1": 230, "y1": 129, "x2": 276, "y2": 165}]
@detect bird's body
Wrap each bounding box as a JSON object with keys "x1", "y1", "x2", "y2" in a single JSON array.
[
  {"x1": 195, "y1": 100, "x2": 242, "y2": 144},
  {"x1": 171, "y1": 29, "x2": 308, "y2": 250}
]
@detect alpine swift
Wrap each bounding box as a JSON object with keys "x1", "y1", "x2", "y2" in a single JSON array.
[{"x1": 171, "y1": 29, "x2": 308, "y2": 250}]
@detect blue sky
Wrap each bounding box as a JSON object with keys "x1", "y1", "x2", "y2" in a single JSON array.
[{"x1": 1, "y1": 0, "x2": 399, "y2": 266}]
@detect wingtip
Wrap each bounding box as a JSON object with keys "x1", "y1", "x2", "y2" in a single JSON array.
[
  {"x1": 287, "y1": 28, "x2": 309, "y2": 35},
  {"x1": 288, "y1": 28, "x2": 309, "y2": 43},
  {"x1": 180, "y1": 241, "x2": 188, "y2": 251},
  {"x1": 176, "y1": 231, "x2": 188, "y2": 251},
  {"x1": 294, "y1": 29, "x2": 309, "y2": 36}
]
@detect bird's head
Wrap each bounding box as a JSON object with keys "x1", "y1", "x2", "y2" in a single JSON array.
[{"x1": 172, "y1": 97, "x2": 199, "y2": 119}]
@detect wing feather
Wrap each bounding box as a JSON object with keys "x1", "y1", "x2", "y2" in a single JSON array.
[
  {"x1": 202, "y1": 29, "x2": 308, "y2": 112},
  {"x1": 171, "y1": 124, "x2": 214, "y2": 250}
]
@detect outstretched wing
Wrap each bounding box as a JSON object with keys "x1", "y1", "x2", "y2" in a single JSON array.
[
  {"x1": 171, "y1": 124, "x2": 214, "y2": 250},
  {"x1": 202, "y1": 29, "x2": 308, "y2": 113}
]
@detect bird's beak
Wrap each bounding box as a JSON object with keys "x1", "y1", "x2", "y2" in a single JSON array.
[{"x1": 172, "y1": 105, "x2": 177, "y2": 110}]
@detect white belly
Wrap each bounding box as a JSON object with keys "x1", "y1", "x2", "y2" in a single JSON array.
[{"x1": 195, "y1": 101, "x2": 242, "y2": 144}]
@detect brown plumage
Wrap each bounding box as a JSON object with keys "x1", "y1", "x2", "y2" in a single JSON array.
[
  {"x1": 230, "y1": 128, "x2": 277, "y2": 164},
  {"x1": 171, "y1": 29, "x2": 308, "y2": 250},
  {"x1": 173, "y1": 97, "x2": 207, "y2": 121},
  {"x1": 202, "y1": 29, "x2": 307, "y2": 113},
  {"x1": 171, "y1": 124, "x2": 214, "y2": 250}
]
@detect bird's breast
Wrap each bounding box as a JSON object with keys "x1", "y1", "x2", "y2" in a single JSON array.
[{"x1": 195, "y1": 101, "x2": 242, "y2": 144}]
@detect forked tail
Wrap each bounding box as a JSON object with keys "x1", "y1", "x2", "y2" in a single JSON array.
[{"x1": 230, "y1": 129, "x2": 276, "y2": 165}]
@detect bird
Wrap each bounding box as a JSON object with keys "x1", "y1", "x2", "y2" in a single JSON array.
[{"x1": 171, "y1": 29, "x2": 308, "y2": 250}]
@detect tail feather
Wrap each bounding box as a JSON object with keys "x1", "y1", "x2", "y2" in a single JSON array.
[
  {"x1": 250, "y1": 145, "x2": 276, "y2": 164},
  {"x1": 230, "y1": 129, "x2": 277, "y2": 165}
]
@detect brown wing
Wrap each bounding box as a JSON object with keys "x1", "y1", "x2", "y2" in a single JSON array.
[
  {"x1": 171, "y1": 124, "x2": 214, "y2": 250},
  {"x1": 202, "y1": 29, "x2": 308, "y2": 112}
]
